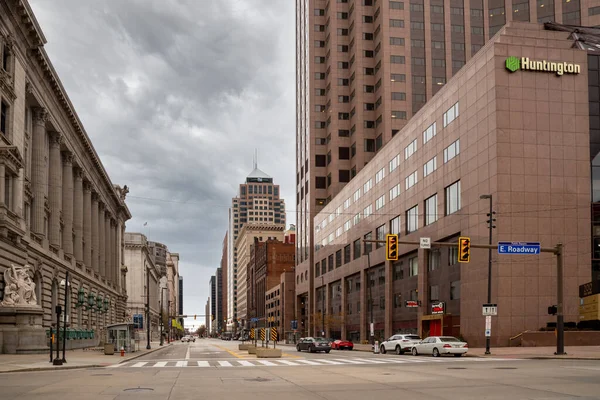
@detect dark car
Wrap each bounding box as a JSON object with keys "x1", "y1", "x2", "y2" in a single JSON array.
[{"x1": 296, "y1": 337, "x2": 331, "y2": 353}]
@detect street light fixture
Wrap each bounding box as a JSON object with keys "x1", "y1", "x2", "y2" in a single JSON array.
[{"x1": 480, "y1": 194, "x2": 495, "y2": 355}]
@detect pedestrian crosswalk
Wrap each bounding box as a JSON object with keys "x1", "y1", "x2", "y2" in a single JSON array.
[{"x1": 108, "y1": 356, "x2": 520, "y2": 369}]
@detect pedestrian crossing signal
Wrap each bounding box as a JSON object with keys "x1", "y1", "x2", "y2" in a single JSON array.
[
  {"x1": 386, "y1": 234, "x2": 399, "y2": 261},
  {"x1": 458, "y1": 236, "x2": 470, "y2": 263}
]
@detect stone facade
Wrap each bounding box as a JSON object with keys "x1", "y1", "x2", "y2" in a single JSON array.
[
  {"x1": 123, "y1": 233, "x2": 163, "y2": 341},
  {"x1": 0, "y1": 0, "x2": 131, "y2": 349},
  {"x1": 266, "y1": 271, "x2": 295, "y2": 343},
  {"x1": 165, "y1": 251, "x2": 180, "y2": 338}
]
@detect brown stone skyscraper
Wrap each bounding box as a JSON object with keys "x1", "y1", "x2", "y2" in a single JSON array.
[{"x1": 296, "y1": 0, "x2": 598, "y2": 335}]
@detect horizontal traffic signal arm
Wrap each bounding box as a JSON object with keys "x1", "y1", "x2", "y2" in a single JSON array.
[{"x1": 363, "y1": 239, "x2": 558, "y2": 254}]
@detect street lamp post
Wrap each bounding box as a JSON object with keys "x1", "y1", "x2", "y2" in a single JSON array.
[
  {"x1": 160, "y1": 287, "x2": 166, "y2": 346},
  {"x1": 60, "y1": 272, "x2": 70, "y2": 363},
  {"x1": 146, "y1": 266, "x2": 151, "y2": 350},
  {"x1": 480, "y1": 194, "x2": 495, "y2": 355}
]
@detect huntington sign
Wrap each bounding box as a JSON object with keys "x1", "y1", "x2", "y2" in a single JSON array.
[{"x1": 505, "y1": 56, "x2": 580, "y2": 76}]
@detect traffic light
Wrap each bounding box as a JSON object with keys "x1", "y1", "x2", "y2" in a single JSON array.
[
  {"x1": 548, "y1": 305, "x2": 557, "y2": 315},
  {"x1": 458, "y1": 236, "x2": 470, "y2": 263},
  {"x1": 386, "y1": 234, "x2": 399, "y2": 261}
]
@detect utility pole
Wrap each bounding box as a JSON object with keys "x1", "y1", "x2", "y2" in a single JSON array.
[
  {"x1": 146, "y1": 266, "x2": 151, "y2": 350},
  {"x1": 480, "y1": 194, "x2": 495, "y2": 354}
]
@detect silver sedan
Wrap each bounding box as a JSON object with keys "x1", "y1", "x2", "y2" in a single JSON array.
[{"x1": 410, "y1": 336, "x2": 468, "y2": 357}]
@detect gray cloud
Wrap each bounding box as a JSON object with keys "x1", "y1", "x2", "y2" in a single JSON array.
[{"x1": 29, "y1": 0, "x2": 296, "y2": 327}]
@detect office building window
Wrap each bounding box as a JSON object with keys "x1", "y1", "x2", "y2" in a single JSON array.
[
  {"x1": 406, "y1": 205, "x2": 418, "y2": 233},
  {"x1": 425, "y1": 194, "x2": 437, "y2": 225},
  {"x1": 445, "y1": 181, "x2": 461, "y2": 215}
]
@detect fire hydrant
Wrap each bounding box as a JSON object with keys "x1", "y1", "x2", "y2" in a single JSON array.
[{"x1": 120, "y1": 347, "x2": 125, "y2": 357}]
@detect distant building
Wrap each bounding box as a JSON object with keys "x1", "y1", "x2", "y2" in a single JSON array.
[
  {"x1": 216, "y1": 267, "x2": 223, "y2": 333},
  {"x1": 179, "y1": 276, "x2": 184, "y2": 330},
  {"x1": 227, "y1": 164, "x2": 286, "y2": 333},
  {"x1": 220, "y1": 233, "x2": 228, "y2": 328},
  {"x1": 266, "y1": 271, "x2": 295, "y2": 342},
  {"x1": 209, "y1": 275, "x2": 216, "y2": 334},
  {"x1": 247, "y1": 238, "x2": 295, "y2": 328}
]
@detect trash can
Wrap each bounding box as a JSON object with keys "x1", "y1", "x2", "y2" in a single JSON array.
[{"x1": 104, "y1": 343, "x2": 115, "y2": 355}]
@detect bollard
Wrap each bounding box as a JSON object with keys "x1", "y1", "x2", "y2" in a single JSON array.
[
  {"x1": 120, "y1": 347, "x2": 125, "y2": 357},
  {"x1": 374, "y1": 341, "x2": 380, "y2": 354}
]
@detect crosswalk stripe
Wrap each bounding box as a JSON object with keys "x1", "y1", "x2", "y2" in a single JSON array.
[
  {"x1": 333, "y1": 358, "x2": 363, "y2": 364},
  {"x1": 154, "y1": 362, "x2": 168, "y2": 367},
  {"x1": 196, "y1": 361, "x2": 210, "y2": 367},
  {"x1": 296, "y1": 360, "x2": 322, "y2": 365},
  {"x1": 107, "y1": 363, "x2": 125, "y2": 368},
  {"x1": 238, "y1": 361, "x2": 256, "y2": 367},
  {"x1": 176, "y1": 361, "x2": 187, "y2": 367},
  {"x1": 132, "y1": 362, "x2": 147, "y2": 367},
  {"x1": 218, "y1": 361, "x2": 233, "y2": 367},
  {"x1": 351, "y1": 358, "x2": 387, "y2": 364},
  {"x1": 257, "y1": 360, "x2": 277, "y2": 366},
  {"x1": 277, "y1": 360, "x2": 301, "y2": 366},
  {"x1": 315, "y1": 359, "x2": 344, "y2": 365}
]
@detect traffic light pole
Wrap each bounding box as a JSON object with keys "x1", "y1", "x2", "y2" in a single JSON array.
[{"x1": 365, "y1": 238, "x2": 565, "y2": 355}]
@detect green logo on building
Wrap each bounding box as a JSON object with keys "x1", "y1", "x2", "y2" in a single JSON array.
[{"x1": 505, "y1": 56, "x2": 521, "y2": 72}]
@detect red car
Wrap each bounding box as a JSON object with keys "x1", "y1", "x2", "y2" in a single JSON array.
[{"x1": 331, "y1": 340, "x2": 354, "y2": 350}]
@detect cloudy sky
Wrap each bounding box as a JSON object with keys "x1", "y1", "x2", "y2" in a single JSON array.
[{"x1": 29, "y1": 0, "x2": 296, "y2": 329}]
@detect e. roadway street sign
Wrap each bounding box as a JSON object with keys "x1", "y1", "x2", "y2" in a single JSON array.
[{"x1": 498, "y1": 241, "x2": 541, "y2": 254}]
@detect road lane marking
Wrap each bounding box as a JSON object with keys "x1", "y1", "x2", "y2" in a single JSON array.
[
  {"x1": 218, "y1": 361, "x2": 233, "y2": 367},
  {"x1": 315, "y1": 359, "x2": 344, "y2": 365},
  {"x1": 107, "y1": 363, "x2": 125, "y2": 368},
  {"x1": 277, "y1": 360, "x2": 301, "y2": 366},
  {"x1": 196, "y1": 361, "x2": 210, "y2": 367},
  {"x1": 257, "y1": 360, "x2": 277, "y2": 366},
  {"x1": 332, "y1": 358, "x2": 363, "y2": 364},
  {"x1": 185, "y1": 346, "x2": 191, "y2": 360},
  {"x1": 154, "y1": 362, "x2": 168, "y2": 367},
  {"x1": 296, "y1": 360, "x2": 323, "y2": 365},
  {"x1": 175, "y1": 361, "x2": 188, "y2": 367},
  {"x1": 350, "y1": 358, "x2": 387, "y2": 364},
  {"x1": 132, "y1": 362, "x2": 147, "y2": 367},
  {"x1": 214, "y1": 345, "x2": 244, "y2": 359},
  {"x1": 238, "y1": 361, "x2": 256, "y2": 367}
]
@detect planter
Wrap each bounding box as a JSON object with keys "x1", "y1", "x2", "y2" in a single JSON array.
[
  {"x1": 239, "y1": 344, "x2": 250, "y2": 350},
  {"x1": 256, "y1": 348, "x2": 282, "y2": 358},
  {"x1": 247, "y1": 345, "x2": 257, "y2": 354},
  {"x1": 104, "y1": 343, "x2": 115, "y2": 355}
]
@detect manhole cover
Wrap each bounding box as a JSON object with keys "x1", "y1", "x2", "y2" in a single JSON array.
[
  {"x1": 123, "y1": 388, "x2": 155, "y2": 392},
  {"x1": 447, "y1": 367, "x2": 467, "y2": 370},
  {"x1": 494, "y1": 367, "x2": 517, "y2": 370},
  {"x1": 245, "y1": 378, "x2": 270, "y2": 382}
]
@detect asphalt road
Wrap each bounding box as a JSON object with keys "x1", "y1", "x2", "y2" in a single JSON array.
[{"x1": 1, "y1": 339, "x2": 599, "y2": 400}]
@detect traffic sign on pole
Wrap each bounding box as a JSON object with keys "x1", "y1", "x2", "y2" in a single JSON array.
[
  {"x1": 498, "y1": 242, "x2": 541, "y2": 254},
  {"x1": 420, "y1": 237, "x2": 431, "y2": 249},
  {"x1": 482, "y1": 303, "x2": 498, "y2": 316}
]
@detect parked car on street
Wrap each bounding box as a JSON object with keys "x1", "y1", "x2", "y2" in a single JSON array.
[
  {"x1": 331, "y1": 340, "x2": 354, "y2": 350},
  {"x1": 296, "y1": 337, "x2": 331, "y2": 353},
  {"x1": 410, "y1": 336, "x2": 468, "y2": 357},
  {"x1": 379, "y1": 334, "x2": 421, "y2": 355}
]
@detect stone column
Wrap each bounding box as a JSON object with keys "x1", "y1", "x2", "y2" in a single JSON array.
[
  {"x1": 360, "y1": 268, "x2": 367, "y2": 343},
  {"x1": 109, "y1": 219, "x2": 115, "y2": 284},
  {"x1": 340, "y1": 277, "x2": 347, "y2": 340},
  {"x1": 31, "y1": 107, "x2": 49, "y2": 235},
  {"x1": 73, "y1": 167, "x2": 84, "y2": 263},
  {"x1": 117, "y1": 220, "x2": 123, "y2": 289},
  {"x1": 91, "y1": 193, "x2": 99, "y2": 273},
  {"x1": 48, "y1": 132, "x2": 62, "y2": 248},
  {"x1": 105, "y1": 211, "x2": 112, "y2": 284},
  {"x1": 83, "y1": 181, "x2": 92, "y2": 268},
  {"x1": 61, "y1": 152, "x2": 74, "y2": 256},
  {"x1": 0, "y1": 164, "x2": 5, "y2": 206},
  {"x1": 98, "y1": 203, "x2": 106, "y2": 278}
]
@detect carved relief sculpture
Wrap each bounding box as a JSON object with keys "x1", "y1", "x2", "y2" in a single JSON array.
[{"x1": 0, "y1": 264, "x2": 38, "y2": 306}]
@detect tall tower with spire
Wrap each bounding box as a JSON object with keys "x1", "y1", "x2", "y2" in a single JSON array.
[{"x1": 226, "y1": 157, "x2": 286, "y2": 334}]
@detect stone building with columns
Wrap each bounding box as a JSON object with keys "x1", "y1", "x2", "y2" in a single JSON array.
[{"x1": 0, "y1": 0, "x2": 131, "y2": 338}]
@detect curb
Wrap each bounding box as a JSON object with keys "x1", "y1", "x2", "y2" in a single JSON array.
[
  {"x1": 0, "y1": 364, "x2": 104, "y2": 374},
  {"x1": 117, "y1": 342, "x2": 173, "y2": 364},
  {"x1": 0, "y1": 343, "x2": 173, "y2": 374}
]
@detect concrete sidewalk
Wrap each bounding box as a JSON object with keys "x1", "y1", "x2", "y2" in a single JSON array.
[
  {"x1": 278, "y1": 342, "x2": 600, "y2": 359},
  {"x1": 0, "y1": 341, "x2": 171, "y2": 373}
]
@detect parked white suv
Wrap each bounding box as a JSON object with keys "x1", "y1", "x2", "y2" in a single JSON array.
[{"x1": 380, "y1": 334, "x2": 421, "y2": 355}]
